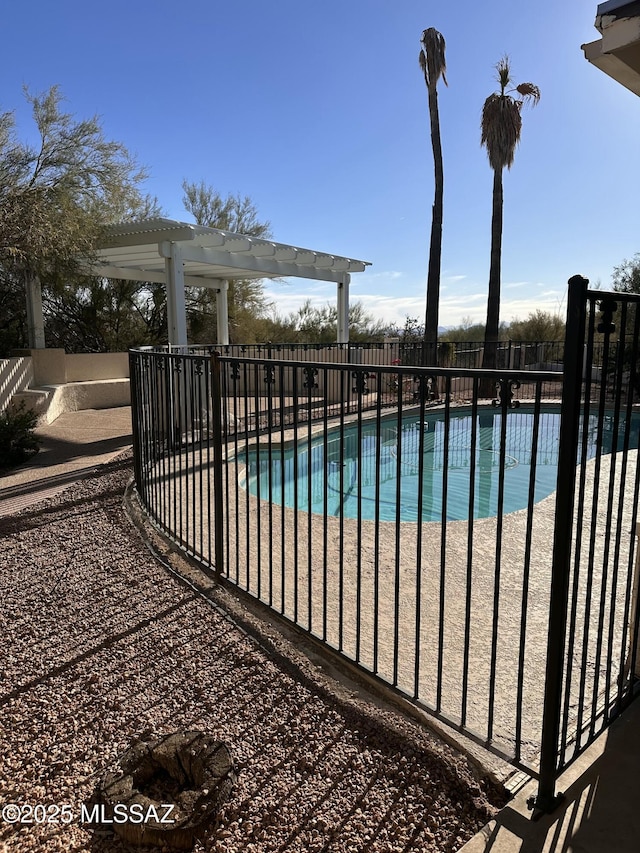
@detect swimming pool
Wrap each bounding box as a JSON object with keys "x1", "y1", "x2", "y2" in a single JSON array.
[{"x1": 242, "y1": 408, "x2": 639, "y2": 522}]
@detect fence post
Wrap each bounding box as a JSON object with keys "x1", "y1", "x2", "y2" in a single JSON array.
[
  {"x1": 533, "y1": 275, "x2": 588, "y2": 813},
  {"x1": 128, "y1": 350, "x2": 143, "y2": 497},
  {"x1": 210, "y1": 350, "x2": 225, "y2": 581},
  {"x1": 626, "y1": 523, "x2": 640, "y2": 681}
]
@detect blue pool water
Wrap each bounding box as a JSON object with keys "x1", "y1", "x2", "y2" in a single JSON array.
[{"x1": 243, "y1": 408, "x2": 639, "y2": 522}]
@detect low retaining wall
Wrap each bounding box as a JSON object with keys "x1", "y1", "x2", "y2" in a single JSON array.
[
  {"x1": 5, "y1": 349, "x2": 130, "y2": 423},
  {"x1": 12, "y1": 379, "x2": 131, "y2": 424}
]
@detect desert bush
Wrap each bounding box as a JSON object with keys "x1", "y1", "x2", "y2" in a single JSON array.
[{"x1": 0, "y1": 402, "x2": 40, "y2": 470}]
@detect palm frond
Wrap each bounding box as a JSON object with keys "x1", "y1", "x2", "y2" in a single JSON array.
[
  {"x1": 419, "y1": 49, "x2": 427, "y2": 78},
  {"x1": 481, "y1": 93, "x2": 522, "y2": 171},
  {"x1": 419, "y1": 28, "x2": 447, "y2": 89},
  {"x1": 495, "y1": 56, "x2": 512, "y2": 94},
  {"x1": 515, "y1": 82, "x2": 541, "y2": 106}
]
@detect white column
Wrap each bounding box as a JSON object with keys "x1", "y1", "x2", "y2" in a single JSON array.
[
  {"x1": 26, "y1": 273, "x2": 45, "y2": 349},
  {"x1": 163, "y1": 242, "x2": 188, "y2": 347},
  {"x1": 215, "y1": 280, "x2": 230, "y2": 345},
  {"x1": 337, "y1": 273, "x2": 350, "y2": 344}
]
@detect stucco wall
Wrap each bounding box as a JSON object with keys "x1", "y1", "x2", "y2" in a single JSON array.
[
  {"x1": 65, "y1": 353, "x2": 129, "y2": 382},
  {"x1": 0, "y1": 357, "x2": 34, "y2": 413},
  {"x1": 10, "y1": 349, "x2": 130, "y2": 385}
]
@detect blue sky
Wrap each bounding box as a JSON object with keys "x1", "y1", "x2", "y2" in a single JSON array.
[{"x1": 2, "y1": 0, "x2": 639, "y2": 330}]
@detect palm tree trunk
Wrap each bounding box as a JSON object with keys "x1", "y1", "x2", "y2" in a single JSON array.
[
  {"x1": 482, "y1": 167, "x2": 503, "y2": 392},
  {"x1": 423, "y1": 82, "x2": 444, "y2": 368}
]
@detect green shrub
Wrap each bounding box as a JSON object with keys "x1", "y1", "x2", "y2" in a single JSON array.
[{"x1": 0, "y1": 401, "x2": 41, "y2": 470}]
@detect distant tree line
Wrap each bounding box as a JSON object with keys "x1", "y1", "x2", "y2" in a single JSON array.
[{"x1": 398, "y1": 309, "x2": 566, "y2": 344}]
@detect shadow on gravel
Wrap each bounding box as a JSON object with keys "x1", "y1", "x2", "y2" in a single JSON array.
[
  {"x1": 0, "y1": 593, "x2": 198, "y2": 708},
  {"x1": 32, "y1": 432, "x2": 132, "y2": 466}
]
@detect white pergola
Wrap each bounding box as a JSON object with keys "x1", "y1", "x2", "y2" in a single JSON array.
[{"x1": 86, "y1": 217, "x2": 371, "y2": 347}]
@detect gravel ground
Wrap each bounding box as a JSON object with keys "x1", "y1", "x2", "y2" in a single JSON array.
[{"x1": 0, "y1": 451, "x2": 506, "y2": 852}]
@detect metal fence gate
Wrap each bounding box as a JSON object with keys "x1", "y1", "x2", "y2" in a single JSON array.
[{"x1": 534, "y1": 276, "x2": 640, "y2": 809}]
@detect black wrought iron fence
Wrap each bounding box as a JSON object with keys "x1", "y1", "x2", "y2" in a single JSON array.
[
  {"x1": 129, "y1": 288, "x2": 640, "y2": 811},
  {"x1": 131, "y1": 351, "x2": 556, "y2": 763}
]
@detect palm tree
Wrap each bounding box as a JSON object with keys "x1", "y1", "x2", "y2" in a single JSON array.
[
  {"x1": 480, "y1": 57, "x2": 540, "y2": 381},
  {"x1": 419, "y1": 28, "x2": 447, "y2": 368}
]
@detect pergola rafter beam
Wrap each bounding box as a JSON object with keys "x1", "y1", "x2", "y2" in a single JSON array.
[
  {"x1": 89, "y1": 265, "x2": 167, "y2": 284},
  {"x1": 273, "y1": 247, "x2": 297, "y2": 261},
  {"x1": 88, "y1": 264, "x2": 213, "y2": 289},
  {"x1": 158, "y1": 240, "x2": 361, "y2": 284},
  {"x1": 246, "y1": 243, "x2": 277, "y2": 257},
  {"x1": 100, "y1": 225, "x2": 199, "y2": 248}
]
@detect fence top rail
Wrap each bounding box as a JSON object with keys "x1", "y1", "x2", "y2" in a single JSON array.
[
  {"x1": 130, "y1": 346, "x2": 564, "y2": 382},
  {"x1": 212, "y1": 353, "x2": 564, "y2": 383},
  {"x1": 131, "y1": 340, "x2": 566, "y2": 353},
  {"x1": 586, "y1": 287, "x2": 640, "y2": 304}
]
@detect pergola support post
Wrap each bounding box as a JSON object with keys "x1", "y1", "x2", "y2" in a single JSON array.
[
  {"x1": 26, "y1": 272, "x2": 45, "y2": 349},
  {"x1": 215, "y1": 280, "x2": 230, "y2": 345},
  {"x1": 162, "y1": 242, "x2": 188, "y2": 347},
  {"x1": 337, "y1": 273, "x2": 350, "y2": 344}
]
